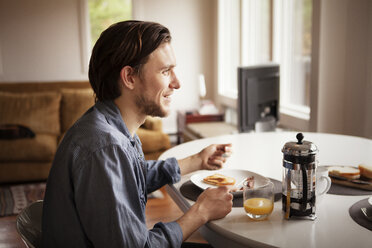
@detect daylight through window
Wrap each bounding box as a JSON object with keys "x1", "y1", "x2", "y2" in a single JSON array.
[
  {"x1": 218, "y1": 0, "x2": 313, "y2": 120},
  {"x1": 88, "y1": 0, "x2": 132, "y2": 47}
]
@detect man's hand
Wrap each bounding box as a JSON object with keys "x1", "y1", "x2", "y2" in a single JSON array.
[
  {"x1": 194, "y1": 186, "x2": 233, "y2": 221},
  {"x1": 199, "y1": 144, "x2": 232, "y2": 170},
  {"x1": 176, "y1": 144, "x2": 233, "y2": 241},
  {"x1": 176, "y1": 186, "x2": 233, "y2": 241},
  {"x1": 178, "y1": 143, "x2": 232, "y2": 175}
]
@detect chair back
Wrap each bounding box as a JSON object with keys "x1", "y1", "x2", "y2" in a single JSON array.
[{"x1": 16, "y1": 200, "x2": 43, "y2": 248}]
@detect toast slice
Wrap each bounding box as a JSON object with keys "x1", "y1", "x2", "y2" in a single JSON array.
[
  {"x1": 328, "y1": 166, "x2": 360, "y2": 180},
  {"x1": 359, "y1": 164, "x2": 372, "y2": 180}
]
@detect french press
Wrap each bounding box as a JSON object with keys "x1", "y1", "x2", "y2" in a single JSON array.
[{"x1": 282, "y1": 133, "x2": 318, "y2": 220}]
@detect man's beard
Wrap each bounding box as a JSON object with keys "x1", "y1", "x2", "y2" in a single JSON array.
[{"x1": 135, "y1": 94, "x2": 167, "y2": 117}]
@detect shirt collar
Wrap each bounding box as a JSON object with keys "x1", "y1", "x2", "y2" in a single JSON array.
[{"x1": 95, "y1": 100, "x2": 136, "y2": 143}]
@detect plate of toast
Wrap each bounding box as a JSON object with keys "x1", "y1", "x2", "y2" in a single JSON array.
[
  {"x1": 326, "y1": 164, "x2": 372, "y2": 191},
  {"x1": 190, "y1": 169, "x2": 269, "y2": 192}
]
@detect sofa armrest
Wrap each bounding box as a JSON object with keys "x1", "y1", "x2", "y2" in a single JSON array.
[
  {"x1": 136, "y1": 128, "x2": 171, "y2": 153},
  {"x1": 141, "y1": 116, "x2": 163, "y2": 132}
]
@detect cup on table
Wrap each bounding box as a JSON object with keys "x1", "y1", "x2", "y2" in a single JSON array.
[
  {"x1": 255, "y1": 116, "x2": 276, "y2": 132},
  {"x1": 243, "y1": 181, "x2": 274, "y2": 220},
  {"x1": 316, "y1": 167, "x2": 332, "y2": 204}
]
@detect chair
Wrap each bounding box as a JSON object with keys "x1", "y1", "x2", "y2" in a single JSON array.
[{"x1": 16, "y1": 200, "x2": 43, "y2": 248}]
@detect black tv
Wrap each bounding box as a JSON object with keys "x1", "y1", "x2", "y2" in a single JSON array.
[{"x1": 237, "y1": 64, "x2": 280, "y2": 132}]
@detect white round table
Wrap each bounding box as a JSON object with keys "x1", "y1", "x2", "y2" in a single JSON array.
[{"x1": 159, "y1": 132, "x2": 372, "y2": 248}]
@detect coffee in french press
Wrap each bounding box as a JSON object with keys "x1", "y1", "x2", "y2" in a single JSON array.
[{"x1": 282, "y1": 133, "x2": 318, "y2": 220}]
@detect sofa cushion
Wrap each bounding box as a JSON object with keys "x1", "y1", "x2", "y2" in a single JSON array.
[
  {"x1": 0, "y1": 162, "x2": 52, "y2": 183},
  {"x1": 0, "y1": 134, "x2": 57, "y2": 161},
  {"x1": 61, "y1": 88, "x2": 95, "y2": 133},
  {"x1": 0, "y1": 91, "x2": 61, "y2": 135}
]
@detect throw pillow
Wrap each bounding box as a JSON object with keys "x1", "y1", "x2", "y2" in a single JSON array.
[{"x1": 0, "y1": 124, "x2": 35, "y2": 139}]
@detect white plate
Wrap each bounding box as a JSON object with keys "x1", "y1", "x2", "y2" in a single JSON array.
[
  {"x1": 190, "y1": 169, "x2": 269, "y2": 191},
  {"x1": 368, "y1": 196, "x2": 372, "y2": 206}
]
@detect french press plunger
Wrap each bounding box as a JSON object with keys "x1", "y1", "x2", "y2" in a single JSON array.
[{"x1": 282, "y1": 133, "x2": 318, "y2": 220}]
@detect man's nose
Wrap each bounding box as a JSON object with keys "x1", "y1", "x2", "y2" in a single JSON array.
[{"x1": 170, "y1": 72, "x2": 180, "y2": 89}]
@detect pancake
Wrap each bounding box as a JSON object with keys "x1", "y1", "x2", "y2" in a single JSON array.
[{"x1": 203, "y1": 173, "x2": 236, "y2": 186}]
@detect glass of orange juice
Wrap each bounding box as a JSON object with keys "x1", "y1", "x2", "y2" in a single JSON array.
[{"x1": 243, "y1": 181, "x2": 274, "y2": 220}]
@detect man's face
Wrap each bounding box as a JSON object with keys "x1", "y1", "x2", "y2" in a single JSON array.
[{"x1": 134, "y1": 42, "x2": 180, "y2": 117}]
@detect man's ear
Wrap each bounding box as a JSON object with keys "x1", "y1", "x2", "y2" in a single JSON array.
[{"x1": 119, "y1": 66, "x2": 136, "y2": 90}]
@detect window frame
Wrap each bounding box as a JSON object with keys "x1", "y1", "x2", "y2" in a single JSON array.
[
  {"x1": 217, "y1": 0, "x2": 320, "y2": 130},
  {"x1": 78, "y1": 0, "x2": 91, "y2": 74}
]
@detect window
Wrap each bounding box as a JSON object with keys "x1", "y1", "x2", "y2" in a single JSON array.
[
  {"x1": 217, "y1": 0, "x2": 241, "y2": 99},
  {"x1": 88, "y1": 0, "x2": 132, "y2": 47},
  {"x1": 218, "y1": 0, "x2": 313, "y2": 121},
  {"x1": 273, "y1": 0, "x2": 312, "y2": 119}
]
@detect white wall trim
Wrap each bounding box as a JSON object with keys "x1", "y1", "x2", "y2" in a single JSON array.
[
  {"x1": 218, "y1": 93, "x2": 237, "y2": 109},
  {"x1": 280, "y1": 104, "x2": 310, "y2": 120},
  {"x1": 279, "y1": 112, "x2": 310, "y2": 131},
  {"x1": 78, "y1": 0, "x2": 91, "y2": 74}
]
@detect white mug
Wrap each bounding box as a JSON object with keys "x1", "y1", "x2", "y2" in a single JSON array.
[
  {"x1": 316, "y1": 167, "x2": 332, "y2": 204},
  {"x1": 255, "y1": 116, "x2": 276, "y2": 132}
]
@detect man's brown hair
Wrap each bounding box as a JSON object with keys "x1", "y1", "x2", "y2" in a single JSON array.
[{"x1": 88, "y1": 20, "x2": 172, "y2": 101}]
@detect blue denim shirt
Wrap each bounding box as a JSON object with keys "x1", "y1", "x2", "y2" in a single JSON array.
[{"x1": 42, "y1": 100, "x2": 182, "y2": 248}]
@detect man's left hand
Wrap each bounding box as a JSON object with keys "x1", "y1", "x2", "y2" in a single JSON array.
[{"x1": 199, "y1": 144, "x2": 232, "y2": 170}]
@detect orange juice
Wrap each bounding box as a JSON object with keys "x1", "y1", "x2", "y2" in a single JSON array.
[{"x1": 244, "y1": 198, "x2": 274, "y2": 215}]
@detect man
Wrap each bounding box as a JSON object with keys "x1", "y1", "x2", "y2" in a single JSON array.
[{"x1": 42, "y1": 20, "x2": 233, "y2": 248}]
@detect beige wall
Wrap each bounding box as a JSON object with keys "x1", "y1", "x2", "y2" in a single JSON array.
[
  {"x1": 317, "y1": 0, "x2": 372, "y2": 138},
  {"x1": 0, "y1": 0, "x2": 370, "y2": 138},
  {"x1": 0, "y1": 0, "x2": 90, "y2": 82},
  {"x1": 0, "y1": 0, "x2": 215, "y2": 133},
  {"x1": 365, "y1": 2, "x2": 372, "y2": 138}
]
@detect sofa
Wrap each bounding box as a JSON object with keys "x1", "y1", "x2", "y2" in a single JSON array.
[{"x1": 0, "y1": 81, "x2": 171, "y2": 183}]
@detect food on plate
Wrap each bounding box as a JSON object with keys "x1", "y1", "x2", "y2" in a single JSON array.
[
  {"x1": 328, "y1": 166, "x2": 360, "y2": 180},
  {"x1": 229, "y1": 176, "x2": 255, "y2": 192},
  {"x1": 358, "y1": 164, "x2": 372, "y2": 180},
  {"x1": 245, "y1": 176, "x2": 255, "y2": 189},
  {"x1": 203, "y1": 173, "x2": 236, "y2": 186}
]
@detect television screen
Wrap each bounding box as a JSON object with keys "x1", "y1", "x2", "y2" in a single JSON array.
[{"x1": 238, "y1": 64, "x2": 280, "y2": 132}]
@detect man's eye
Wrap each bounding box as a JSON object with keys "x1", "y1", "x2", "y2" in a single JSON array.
[{"x1": 162, "y1": 69, "x2": 170, "y2": 76}]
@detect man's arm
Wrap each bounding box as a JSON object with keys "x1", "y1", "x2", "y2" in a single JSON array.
[
  {"x1": 145, "y1": 158, "x2": 181, "y2": 193},
  {"x1": 176, "y1": 186, "x2": 233, "y2": 241},
  {"x1": 143, "y1": 144, "x2": 232, "y2": 192},
  {"x1": 177, "y1": 143, "x2": 232, "y2": 175},
  {"x1": 74, "y1": 145, "x2": 183, "y2": 248}
]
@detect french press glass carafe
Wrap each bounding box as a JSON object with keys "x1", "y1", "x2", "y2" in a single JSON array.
[{"x1": 282, "y1": 133, "x2": 318, "y2": 220}]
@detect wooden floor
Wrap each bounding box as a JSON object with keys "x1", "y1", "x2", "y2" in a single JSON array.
[{"x1": 0, "y1": 186, "x2": 207, "y2": 247}]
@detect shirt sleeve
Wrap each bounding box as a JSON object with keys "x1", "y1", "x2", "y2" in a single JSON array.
[
  {"x1": 145, "y1": 157, "x2": 181, "y2": 193},
  {"x1": 72, "y1": 145, "x2": 183, "y2": 248}
]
